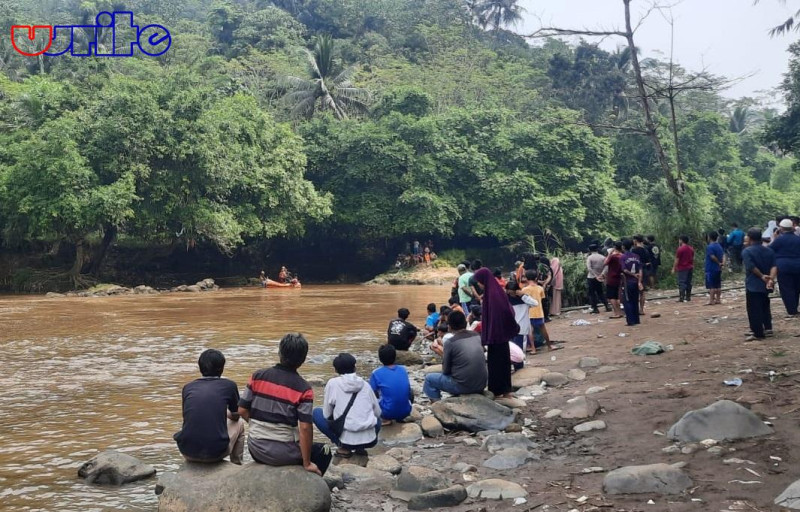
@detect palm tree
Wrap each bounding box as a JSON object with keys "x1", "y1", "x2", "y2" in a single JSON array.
[
  {"x1": 471, "y1": 0, "x2": 525, "y2": 32},
  {"x1": 729, "y1": 106, "x2": 754, "y2": 134},
  {"x1": 281, "y1": 35, "x2": 369, "y2": 120},
  {"x1": 755, "y1": 0, "x2": 800, "y2": 36}
]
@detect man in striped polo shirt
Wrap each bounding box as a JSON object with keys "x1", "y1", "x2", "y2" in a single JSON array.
[{"x1": 238, "y1": 333, "x2": 332, "y2": 475}]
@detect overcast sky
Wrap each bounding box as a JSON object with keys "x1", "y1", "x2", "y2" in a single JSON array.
[{"x1": 518, "y1": 0, "x2": 797, "y2": 104}]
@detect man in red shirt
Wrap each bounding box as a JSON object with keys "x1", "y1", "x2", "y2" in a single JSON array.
[
  {"x1": 604, "y1": 241, "x2": 624, "y2": 318},
  {"x1": 672, "y1": 235, "x2": 695, "y2": 302}
]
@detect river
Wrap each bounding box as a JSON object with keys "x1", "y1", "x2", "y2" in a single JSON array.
[{"x1": 0, "y1": 284, "x2": 447, "y2": 511}]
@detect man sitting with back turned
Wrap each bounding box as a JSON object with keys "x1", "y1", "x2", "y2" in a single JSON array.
[
  {"x1": 387, "y1": 308, "x2": 419, "y2": 351},
  {"x1": 173, "y1": 349, "x2": 245, "y2": 465},
  {"x1": 423, "y1": 311, "x2": 488, "y2": 401},
  {"x1": 238, "y1": 333, "x2": 332, "y2": 475}
]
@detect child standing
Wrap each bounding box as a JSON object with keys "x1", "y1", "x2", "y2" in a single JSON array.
[
  {"x1": 369, "y1": 345, "x2": 413, "y2": 425},
  {"x1": 519, "y1": 270, "x2": 555, "y2": 353}
]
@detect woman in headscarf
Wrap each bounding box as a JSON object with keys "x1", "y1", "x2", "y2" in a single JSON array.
[
  {"x1": 549, "y1": 257, "x2": 564, "y2": 317},
  {"x1": 473, "y1": 268, "x2": 519, "y2": 398}
]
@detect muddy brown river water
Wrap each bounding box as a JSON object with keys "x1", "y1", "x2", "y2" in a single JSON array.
[{"x1": 0, "y1": 285, "x2": 446, "y2": 511}]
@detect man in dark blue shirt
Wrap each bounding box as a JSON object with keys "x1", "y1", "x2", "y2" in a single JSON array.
[
  {"x1": 727, "y1": 223, "x2": 745, "y2": 270},
  {"x1": 705, "y1": 232, "x2": 725, "y2": 305},
  {"x1": 174, "y1": 349, "x2": 244, "y2": 464},
  {"x1": 742, "y1": 228, "x2": 777, "y2": 341},
  {"x1": 771, "y1": 219, "x2": 800, "y2": 316}
]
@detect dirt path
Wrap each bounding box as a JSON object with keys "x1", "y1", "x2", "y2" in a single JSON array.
[{"x1": 335, "y1": 285, "x2": 800, "y2": 511}]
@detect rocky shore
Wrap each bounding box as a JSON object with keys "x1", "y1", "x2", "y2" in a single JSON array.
[{"x1": 44, "y1": 278, "x2": 220, "y2": 298}]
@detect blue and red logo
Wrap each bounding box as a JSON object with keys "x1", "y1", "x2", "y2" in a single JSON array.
[{"x1": 11, "y1": 12, "x2": 171, "y2": 57}]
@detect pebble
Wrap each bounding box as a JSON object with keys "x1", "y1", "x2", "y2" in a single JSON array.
[
  {"x1": 574, "y1": 420, "x2": 607, "y2": 433},
  {"x1": 681, "y1": 444, "x2": 698, "y2": 455},
  {"x1": 463, "y1": 438, "x2": 478, "y2": 446},
  {"x1": 662, "y1": 445, "x2": 681, "y2": 454},
  {"x1": 585, "y1": 386, "x2": 607, "y2": 395}
]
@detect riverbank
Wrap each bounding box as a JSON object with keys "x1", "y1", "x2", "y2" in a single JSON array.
[
  {"x1": 366, "y1": 266, "x2": 455, "y2": 286},
  {"x1": 327, "y1": 286, "x2": 800, "y2": 511}
]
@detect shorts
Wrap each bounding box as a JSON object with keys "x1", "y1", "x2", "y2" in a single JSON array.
[
  {"x1": 530, "y1": 318, "x2": 545, "y2": 328},
  {"x1": 705, "y1": 270, "x2": 721, "y2": 289},
  {"x1": 606, "y1": 284, "x2": 620, "y2": 300}
]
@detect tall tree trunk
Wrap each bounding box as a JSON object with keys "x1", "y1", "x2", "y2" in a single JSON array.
[
  {"x1": 70, "y1": 238, "x2": 88, "y2": 288},
  {"x1": 623, "y1": 0, "x2": 679, "y2": 198},
  {"x1": 90, "y1": 224, "x2": 117, "y2": 277}
]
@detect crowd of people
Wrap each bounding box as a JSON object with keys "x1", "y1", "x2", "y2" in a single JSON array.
[{"x1": 395, "y1": 240, "x2": 438, "y2": 268}]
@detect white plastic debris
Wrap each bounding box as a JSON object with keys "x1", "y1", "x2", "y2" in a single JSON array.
[
  {"x1": 513, "y1": 497, "x2": 527, "y2": 506},
  {"x1": 571, "y1": 319, "x2": 592, "y2": 326},
  {"x1": 647, "y1": 499, "x2": 655, "y2": 505}
]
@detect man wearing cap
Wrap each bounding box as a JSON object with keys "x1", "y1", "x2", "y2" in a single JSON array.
[{"x1": 770, "y1": 218, "x2": 800, "y2": 316}]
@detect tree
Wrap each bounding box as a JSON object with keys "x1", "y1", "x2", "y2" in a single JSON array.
[
  {"x1": 281, "y1": 34, "x2": 370, "y2": 120},
  {"x1": 471, "y1": 0, "x2": 525, "y2": 32},
  {"x1": 729, "y1": 106, "x2": 754, "y2": 134}
]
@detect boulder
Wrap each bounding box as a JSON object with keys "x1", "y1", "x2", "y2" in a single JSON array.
[
  {"x1": 578, "y1": 357, "x2": 602, "y2": 368},
  {"x1": 327, "y1": 463, "x2": 394, "y2": 491},
  {"x1": 423, "y1": 364, "x2": 443, "y2": 375},
  {"x1": 157, "y1": 462, "x2": 330, "y2": 511},
  {"x1": 585, "y1": 386, "x2": 608, "y2": 395},
  {"x1": 466, "y1": 479, "x2": 528, "y2": 500},
  {"x1": 197, "y1": 278, "x2": 216, "y2": 290},
  {"x1": 567, "y1": 369, "x2": 587, "y2": 381},
  {"x1": 172, "y1": 285, "x2": 188, "y2": 292},
  {"x1": 380, "y1": 422, "x2": 423, "y2": 446},
  {"x1": 667, "y1": 400, "x2": 774, "y2": 442},
  {"x1": 560, "y1": 396, "x2": 600, "y2": 419},
  {"x1": 495, "y1": 397, "x2": 526, "y2": 409},
  {"x1": 574, "y1": 420, "x2": 607, "y2": 433},
  {"x1": 482, "y1": 433, "x2": 538, "y2": 454},
  {"x1": 133, "y1": 285, "x2": 157, "y2": 295},
  {"x1": 408, "y1": 485, "x2": 467, "y2": 510},
  {"x1": 404, "y1": 404, "x2": 424, "y2": 422},
  {"x1": 544, "y1": 409, "x2": 562, "y2": 419},
  {"x1": 78, "y1": 450, "x2": 156, "y2": 485},
  {"x1": 367, "y1": 455, "x2": 402, "y2": 475},
  {"x1": 431, "y1": 395, "x2": 516, "y2": 433},
  {"x1": 45, "y1": 292, "x2": 65, "y2": 298},
  {"x1": 511, "y1": 367, "x2": 550, "y2": 388},
  {"x1": 775, "y1": 479, "x2": 800, "y2": 509},
  {"x1": 542, "y1": 372, "x2": 569, "y2": 387},
  {"x1": 603, "y1": 463, "x2": 692, "y2": 495},
  {"x1": 396, "y1": 466, "x2": 449, "y2": 493},
  {"x1": 482, "y1": 448, "x2": 536, "y2": 470},
  {"x1": 385, "y1": 447, "x2": 414, "y2": 463},
  {"x1": 105, "y1": 286, "x2": 130, "y2": 295},
  {"x1": 421, "y1": 416, "x2": 444, "y2": 437},
  {"x1": 395, "y1": 350, "x2": 424, "y2": 366},
  {"x1": 185, "y1": 285, "x2": 202, "y2": 293}
]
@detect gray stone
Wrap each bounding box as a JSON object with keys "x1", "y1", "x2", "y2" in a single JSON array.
[
  {"x1": 482, "y1": 448, "x2": 536, "y2": 470},
  {"x1": 367, "y1": 455, "x2": 402, "y2": 475},
  {"x1": 157, "y1": 462, "x2": 330, "y2": 511},
  {"x1": 661, "y1": 445, "x2": 681, "y2": 455},
  {"x1": 542, "y1": 372, "x2": 569, "y2": 387},
  {"x1": 544, "y1": 409, "x2": 562, "y2": 419},
  {"x1": 197, "y1": 278, "x2": 216, "y2": 290},
  {"x1": 421, "y1": 416, "x2": 444, "y2": 438},
  {"x1": 327, "y1": 464, "x2": 394, "y2": 491},
  {"x1": 707, "y1": 446, "x2": 724, "y2": 456},
  {"x1": 133, "y1": 285, "x2": 157, "y2": 294},
  {"x1": 431, "y1": 395, "x2": 515, "y2": 433},
  {"x1": 667, "y1": 400, "x2": 774, "y2": 442},
  {"x1": 45, "y1": 292, "x2": 65, "y2": 298},
  {"x1": 395, "y1": 350, "x2": 424, "y2": 366},
  {"x1": 595, "y1": 365, "x2": 620, "y2": 374},
  {"x1": 511, "y1": 367, "x2": 550, "y2": 388},
  {"x1": 573, "y1": 420, "x2": 606, "y2": 433},
  {"x1": 585, "y1": 386, "x2": 608, "y2": 395},
  {"x1": 495, "y1": 397, "x2": 526, "y2": 409},
  {"x1": 323, "y1": 472, "x2": 344, "y2": 490},
  {"x1": 603, "y1": 463, "x2": 692, "y2": 495},
  {"x1": 405, "y1": 405, "x2": 424, "y2": 422},
  {"x1": 466, "y1": 479, "x2": 528, "y2": 500},
  {"x1": 408, "y1": 485, "x2": 467, "y2": 510},
  {"x1": 560, "y1": 396, "x2": 600, "y2": 419},
  {"x1": 482, "y1": 433, "x2": 538, "y2": 454},
  {"x1": 380, "y1": 422, "x2": 424, "y2": 446},
  {"x1": 681, "y1": 444, "x2": 698, "y2": 455},
  {"x1": 396, "y1": 466, "x2": 449, "y2": 493},
  {"x1": 579, "y1": 357, "x2": 602, "y2": 368},
  {"x1": 78, "y1": 450, "x2": 156, "y2": 486},
  {"x1": 775, "y1": 479, "x2": 800, "y2": 509},
  {"x1": 504, "y1": 423, "x2": 522, "y2": 433},
  {"x1": 451, "y1": 462, "x2": 477, "y2": 473},
  {"x1": 385, "y1": 447, "x2": 413, "y2": 462},
  {"x1": 185, "y1": 284, "x2": 202, "y2": 293},
  {"x1": 567, "y1": 369, "x2": 587, "y2": 381}
]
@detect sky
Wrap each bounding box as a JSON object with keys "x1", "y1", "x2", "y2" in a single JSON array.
[{"x1": 518, "y1": 0, "x2": 797, "y2": 104}]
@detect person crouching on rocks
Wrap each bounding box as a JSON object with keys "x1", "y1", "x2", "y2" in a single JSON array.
[
  {"x1": 173, "y1": 349, "x2": 245, "y2": 465},
  {"x1": 238, "y1": 333, "x2": 332, "y2": 476},
  {"x1": 313, "y1": 353, "x2": 382, "y2": 459},
  {"x1": 369, "y1": 345, "x2": 413, "y2": 426}
]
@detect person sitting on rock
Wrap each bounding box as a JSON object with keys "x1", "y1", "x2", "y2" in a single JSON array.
[
  {"x1": 387, "y1": 308, "x2": 419, "y2": 351},
  {"x1": 238, "y1": 333, "x2": 332, "y2": 475},
  {"x1": 369, "y1": 345, "x2": 413, "y2": 426},
  {"x1": 423, "y1": 311, "x2": 488, "y2": 401},
  {"x1": 173, "y1": 349, "x2": 245, "y2": 465},
  {"x1": 312, "y1": 353, "x2": 382, "y2": 458}
]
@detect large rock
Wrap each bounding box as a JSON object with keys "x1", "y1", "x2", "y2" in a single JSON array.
[
  {"x1": 408, "y1": 485, "x2": 467, "y2": 510},
  {"x1": 421, "y1": 416, "x2": 444, "y2": 437},
  {"x1": 185, "y1": 285, "x2": 202, "y2": 293},
  {"x1": 603, "y1": 463, "x2": 692, "y2": 495},
  {"x1": 395, "y1": 350, "x2": 424, "y2": 366},
  {"x1": 775, "y1": 479, "x2": 800, "y2": 509},
  {"x1": 567, "y1": 369, "x2": 587, "y2": 381},
  {"x1": 326, "y1": 463, "x2": 394, "y2": 491},
  {"x1": 380, "y1": 422, "x2": 424, "y2": 446},
  {"x1": 157, "y1": 462, "x2": 330, "y2": 511},
  {"x1": 511, "y1": 367, "x2": 550, "y2": 388},
  {"x1": 431, "y1": 395, "x2": 516, "y2": 433},
  {"x1": 482, "y1": 433, "x2": 538, "y2": 454},
  {"x1": 197, "y1": 278, "x2": 216, "y2": 290},
  {"x1": 542, "y1": 372, "x2": 569, "y2": 387},
  {"x1": 396, "y1": 466, "x2": 449, "y2": 493},
  {"x1": 466, "y1": 479, "x2": 528, "y2": 500},
  {"x1": 667, "y1": 400, "x2": 774, "y2": 442},
  {"x1": 579, "y1": 357, "x2": 602, "y2": 368},
  {"x1": 78, "y1": 450, "x2": 156, "y2": 485},
  {"x1": 367, "y1": 455, "x2": 402, "y2": 475},
  {"x1": 483, "y1": 448, "x2": 536, "y2": 470},
  {"x1": 560, "y1": 396, "x2": 600, "y2": 419}
]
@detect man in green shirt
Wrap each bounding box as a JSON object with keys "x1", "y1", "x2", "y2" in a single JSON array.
[{"x1": 457, "y1": 264, "x2": 473, "y2": 312}]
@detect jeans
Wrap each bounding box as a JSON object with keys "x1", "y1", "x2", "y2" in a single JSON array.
[
  {"x1": 677, "y1": 269, "x2": 693, "y2": 301},
  {"x1": 311, "y1": 407, "x2": 380, "y2": 450},
  {"x1": 778, "y1": 271, "x2": 800, "y2": 315},
  {"x1": 623, "y1": 281, "x2": 640, "y2": 326},
  {"x1": 423, "y1": 372, "x2": 467, "y2": 400},
  {"x1": 745, "y1": 290, "x2": 772, "y2": 338}
]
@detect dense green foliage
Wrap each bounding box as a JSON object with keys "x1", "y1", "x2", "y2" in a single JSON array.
[{"x1": 0, "y1": 0, "x2": 797, "y2": 284}]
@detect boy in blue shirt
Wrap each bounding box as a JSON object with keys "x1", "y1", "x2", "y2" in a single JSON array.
[
  {"x1": 423, "y1": 303, "x2": 439, "y2": 337},
  {"x1": 369, "y1": 345, "x2": 413, "y2": 425},
  {"x1": 705, "y1": 231, "x2": 725, "y2": 305}
]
